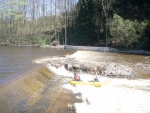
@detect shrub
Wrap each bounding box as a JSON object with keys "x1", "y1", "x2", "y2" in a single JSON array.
[{"x1": 52, "y1": 40, "x2": 59, "y2": 46}]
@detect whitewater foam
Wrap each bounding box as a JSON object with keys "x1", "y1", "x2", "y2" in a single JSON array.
[{"x1": 48, "y1": 65, "x2": 150, "y2": 113}]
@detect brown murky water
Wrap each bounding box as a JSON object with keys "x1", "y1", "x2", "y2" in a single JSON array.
[{"x1": 0, "y1": 46, "x2": 76, "y2": 85}]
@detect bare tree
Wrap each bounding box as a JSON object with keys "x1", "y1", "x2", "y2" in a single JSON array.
[
  {"x1": 64, "y1": 0, "x2": 67, "y2": 45},
  {"x1": 0, "y1": 0, "x2": 79, "y2": 45}
]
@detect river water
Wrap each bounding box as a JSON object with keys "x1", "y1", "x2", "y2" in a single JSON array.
[
  {"x1": 0, "y1": 46, "x2": 75, "y2": 85},
  {"x1": 0, "y1": 46, "x2": 150, "y2": 113}
]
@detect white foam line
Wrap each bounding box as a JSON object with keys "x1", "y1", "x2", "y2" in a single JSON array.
[{"x1": 35, "y1": 58, "x2": 50, "y2": 64}]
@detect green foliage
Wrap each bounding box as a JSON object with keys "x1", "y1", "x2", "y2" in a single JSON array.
[
  {"x1": 0, "y1": 0, "x2": 149, "y2": 50},
  {"x1": 38, "y1": 36, "x2": 47, "y2": 45},
  {"x1": 112, "y1": 0, "x2": 150, "y2": 21},
  {"x1": 110, "y1": 14, "x2": 148, "y2": 49},
  {"x1": 73, "y1": 0, "x2": 97, "y2": 45},
  {"x1": 3, "y1": 0, "x2": 27, "y2": 21}
]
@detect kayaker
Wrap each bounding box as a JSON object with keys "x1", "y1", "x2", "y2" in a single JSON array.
[
  {"x1": 74, "y1": 73, "x2": 81, "y2": 81},
  {"x1": 93, "y1": 67, "x2": 99, "y2": 82},
  {"x1": 93, "y1": 72, "x2": 99, "y2": 82}
]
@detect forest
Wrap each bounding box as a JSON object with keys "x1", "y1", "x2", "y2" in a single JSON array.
[{"x1": 0, "y1": 0, "x2": 149, "y2": 50}]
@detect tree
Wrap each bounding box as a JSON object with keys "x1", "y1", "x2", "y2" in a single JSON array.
[
  {"x1": 92, "y1": 0, "x2": 104, "y2": 45},
  {"x1": 101, "y1": 0, "x2": 114, "y2": 46},
  {"x1": 110, "y1": 14, "x2": 148, "y2": 49},
  {"x1": 1, "y1": 0, "x2": 27, "y2": 45},
  {"x1": 72, "y1": 0, "x2": 96, "y2": 45},
  {"x1": 64, "y1": 0, "x2": 67, "y2": 45}
]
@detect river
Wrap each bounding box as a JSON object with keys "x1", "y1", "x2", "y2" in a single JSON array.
[
  {"x1": 0, "y1": 46, "x2": 76, "y2": 85},
  {"x1": 0, "y1": 46, "x2": 150, "y2": 113}
]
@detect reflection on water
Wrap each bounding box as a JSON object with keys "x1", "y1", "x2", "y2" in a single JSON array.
[{"x1": 0, "y1": 46, "x2": 75, "y2": 85}]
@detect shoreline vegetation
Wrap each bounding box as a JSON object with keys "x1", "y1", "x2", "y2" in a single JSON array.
[{"x1": 0, "y1": 1, "x2": 149, "y2": 51}]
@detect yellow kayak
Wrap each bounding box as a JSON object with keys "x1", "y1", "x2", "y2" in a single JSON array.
[{"x1": 67, "y1": 79, "x2": 108, "y2": 87}]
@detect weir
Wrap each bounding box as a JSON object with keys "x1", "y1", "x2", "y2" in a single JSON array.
[
  {"x1": 0, "y1": 66, "x2": 76, "y2": 113},
  {"x1": 65, "y1": 45, "x2": 150, "y2": 55}
]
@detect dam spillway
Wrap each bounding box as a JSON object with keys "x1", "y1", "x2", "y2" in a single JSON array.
[{"x1": 0, "y1": 66, "x2": 75, "y2": 113}]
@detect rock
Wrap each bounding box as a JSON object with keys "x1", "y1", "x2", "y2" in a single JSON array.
[
  {"x1": 102, "y1": 63, "x2": 136, "y2": 77},
  {"x1": 72, "y1": 64, "x2": 80, "y2": 70},
  {"x1": 64, "y1": 63, "x2": 72, "y2": 70},
  {"x1": 97, "y1": 66, "x2": 103, "y2": 74},
  {"x1": 47, "y1": 55, "x2": 137, "y2": 78},
  {"x1": 80, "y1": 66, "x2": 88, "y2": 72},
  {"x1": 135, "y1": 63, "x2": 150, "y2": 70},
  {"x1": 49, "y1": 60, "x2": 54, "y2": 66}
]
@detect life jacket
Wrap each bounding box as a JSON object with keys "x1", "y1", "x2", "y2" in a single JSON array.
[{"x1": 74, "y1": 75, "x2": 80, "y2": 81}]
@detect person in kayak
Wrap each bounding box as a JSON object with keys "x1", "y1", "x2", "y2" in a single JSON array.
[
  {"x1": 92, "y1": 67, "x2": 99, "y2": 82},
  {"x1": 74, "y1": 73, "x2": 81, "y2": 81},
  {"x1": 93, "y1": 72, "x2": 99, "y2": 82}
]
